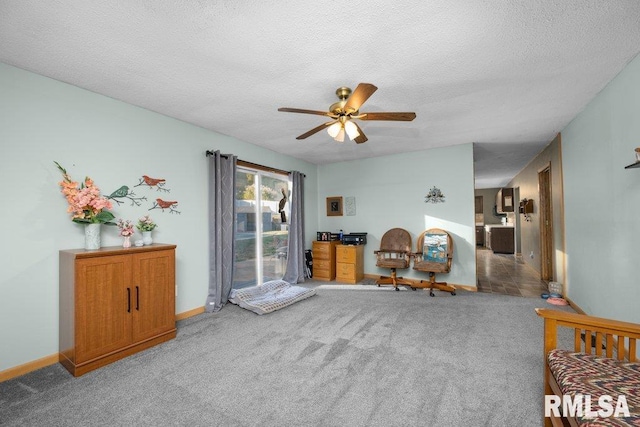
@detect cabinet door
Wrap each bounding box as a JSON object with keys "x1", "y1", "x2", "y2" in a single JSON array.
[
  {"x1": 75, "y1": 255, "x2": 132, "y2": 363},
  {"x1": 474, "y1": 196, "x2": 483, "y2": 214},
  {"x1": 131, "y1": 250, "x2": 176, "y2": 343}
]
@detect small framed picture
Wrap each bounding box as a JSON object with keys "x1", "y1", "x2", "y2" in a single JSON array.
[{"x1": 326, "y1": 196, "x2": 343, "y2": 216}]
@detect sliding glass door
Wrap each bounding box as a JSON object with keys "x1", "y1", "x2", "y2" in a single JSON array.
[{"x1": 233, "y1": 167, "x2": 290, "y2": 289}]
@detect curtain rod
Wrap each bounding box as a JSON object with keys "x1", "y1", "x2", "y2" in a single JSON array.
[{"x1": 205, "y1": 150, "x2": 305, "y2": 177}]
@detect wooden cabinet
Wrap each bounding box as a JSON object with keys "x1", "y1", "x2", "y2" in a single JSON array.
[
  {"x1": 335, "y1": 245, "x2": 364, "y2": 284},
  {"x1": 475, "y1": 226, "x2": 485, "y2": 246},
  {"x1": 474, "y1": 196, "x2": 483, "y2": 214},
  {"x1": 490, "y1": 228, "x2": 514, "y2": 254},
  {"x1": 59, "y1": 244, "x2": 176, "y2": 376},
  {"x1": 312, "y1": 240, "x2": 340, "y2": 281},
  {"x1": 496, "y1": 188, "x2": 514, "y2": 213}
]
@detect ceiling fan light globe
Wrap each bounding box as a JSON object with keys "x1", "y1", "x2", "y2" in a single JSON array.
[
  {"x1": 327, "y1": 122, "x2": 342, "y2": 138},
  {"x1": 344, "y1": 120, "x2": 360, "y2": 140},
  {"x1": 335, "y1": 128, "x2": 345, "y2": 142}
]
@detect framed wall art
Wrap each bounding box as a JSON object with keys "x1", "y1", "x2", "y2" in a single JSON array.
[
  {"x1": 345, "y1": 196, "x2": 356, "y2": 216},
  {"x1": 326, "y1": 196, "x2": 343, "y2": 216}
]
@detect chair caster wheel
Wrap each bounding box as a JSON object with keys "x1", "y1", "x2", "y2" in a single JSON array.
[
  {"x1": 451, "y1": 291, "x2": 456, "y2": 296},
  {"x1": 377, "y1": 284, "x2": 380, "y2": 287},
  {"x1": 411, "y1": 287, "x2": 416, "y2": 291},
  {"x1": 430, "y1": 292, "x2": 435, "y2": 297},
  {"x1": 394, "y1": 287, "x2": 399, "y2": 291}
]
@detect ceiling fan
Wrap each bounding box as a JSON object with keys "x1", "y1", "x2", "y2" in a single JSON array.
[{"x1": 278, "y1": 83, "x2": 416, "y2": 144}]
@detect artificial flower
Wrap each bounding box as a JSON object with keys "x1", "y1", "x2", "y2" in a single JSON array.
[
  {"x1": 117, "y1": 219, "x2": 135, "y2": 237},
  {"x1": 55, "y1": 161, "x2": 116, "y2": 224},
  {"x1": 136, "y1": 215, "x2": 157, "y2": 232}
]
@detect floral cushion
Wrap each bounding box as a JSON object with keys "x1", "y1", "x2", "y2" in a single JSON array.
[{"x1": 547, "y1": 349, "x2": 640, "y2": 425}]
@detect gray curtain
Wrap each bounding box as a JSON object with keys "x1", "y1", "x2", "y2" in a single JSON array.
[
  {"x1": 283, "y1": 171, "x2": 305, "y2": 284},
  {"x1": 205, "y1": 151, "x2": 237, "y2": 312}
]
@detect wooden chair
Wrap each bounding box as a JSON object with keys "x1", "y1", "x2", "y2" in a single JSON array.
[
  {"x1": 412, "y1": 228, "x2": 456, "y2": 297},
  {"x1": 374, "y1": 228, "x2": 413, "y2": 291}
]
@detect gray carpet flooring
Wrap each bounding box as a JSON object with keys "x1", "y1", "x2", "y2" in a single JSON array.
[{"x1": 0, "y1": 282, "x2": 574, "y2": 426}]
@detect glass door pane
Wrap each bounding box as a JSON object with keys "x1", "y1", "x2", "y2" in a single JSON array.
[
  {"x1": 260, "y1": 175, "x2": 289, "y2": 283},
  {"x1": 234, "y1": 170, "x2": 258, "y2": 289},
  {"x1": 233, "y1": 169, "x2": 290, "y2": 289}
]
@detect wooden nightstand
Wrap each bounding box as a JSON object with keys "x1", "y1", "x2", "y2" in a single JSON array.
[
  {"x1": 312, "y1": 240, "x2": 340, "y2": 281},
  {"x1": 335, "y1": 245, "x2": 364, "y2": 284}
]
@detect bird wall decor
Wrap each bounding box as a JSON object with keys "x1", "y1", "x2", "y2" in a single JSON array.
[
  {"x1": 135, "y1": 175, "x2": 170, "y2": 192},
  {"x1": 149, "y1": 198, "x2": 180, "y2": 214},
  {"x1": 107, "y1": 185, "x2": 147, "y2": 206}
]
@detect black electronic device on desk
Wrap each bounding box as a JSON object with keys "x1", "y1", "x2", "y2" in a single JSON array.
[{"x1": 342, "y1": 233, "x2": 367, "y2": 245}]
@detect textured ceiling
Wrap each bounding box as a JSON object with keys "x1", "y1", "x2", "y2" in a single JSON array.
[{"x1": 2, "y1": 1, "x2": 640, "y2": 188}]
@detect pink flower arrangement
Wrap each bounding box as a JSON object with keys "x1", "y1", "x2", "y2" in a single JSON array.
[
  {"x1": 117, "y1": 219, "x2": 135, "y2": 237},
  {"x1": 55, "y1": 161, "x2": 116, "y2": 224}
]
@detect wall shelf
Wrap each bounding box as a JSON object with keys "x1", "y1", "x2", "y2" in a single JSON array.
[{"x1": 625, "y1": 161, "x2": 640, "y2": 169}]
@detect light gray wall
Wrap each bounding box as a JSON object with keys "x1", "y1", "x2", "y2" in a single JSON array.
[
  {"x1": 0, "y1": 63, "x2": 318, "y2": 372},
  {"x1": 317, "y1": 144, "x2": 477, "y2": 287},
  {"x1": 507, "y1": 134, "x2": 565, "y2": 285},
  {"x1": 562, "y1": 53, "x2": 640, "y2": 323}
]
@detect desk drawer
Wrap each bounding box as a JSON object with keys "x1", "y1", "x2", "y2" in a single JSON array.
[
  {"x1": 312, "y1": 242, "x2": 331, "y2": 259},
  {"x1": 314, "y1": 259, "x2": 331, "y2": 270},
  {"x1": 336, "y1": 246, "x2": 356, "y2": 263},
  {"x1": 336, "y1": 262, "x2": 355, "y2": 278},
  {"x1": 314, "y1": 268, "x2": 332, "y2": 280}
]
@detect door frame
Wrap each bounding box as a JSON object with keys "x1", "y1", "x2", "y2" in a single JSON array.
[{"x1": 538, "y1": 164, "x2": 553, "y2": 281}]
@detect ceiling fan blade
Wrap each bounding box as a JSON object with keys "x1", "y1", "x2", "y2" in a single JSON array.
[
  {"x1": 352, "y1": 122, "x2": 368, "y2": 144},
  {"x1": 278, "y1": 107, "x2": 332, "y2": 116},
  {"x1": 295, "y1": 121, "x2": 336, "y2": 140},
  {"x1": 343, "y1": 83, "x2": 377, "y2": 113},
  {"x1": 360, "y1": 112, "x2": 416, "y2": 121}
]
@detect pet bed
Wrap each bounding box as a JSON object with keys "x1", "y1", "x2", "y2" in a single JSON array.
[{"x1": 228, "y1": 280, "x2": 316, "y2": 315}]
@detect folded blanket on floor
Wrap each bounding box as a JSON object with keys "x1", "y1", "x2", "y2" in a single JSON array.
[{"x1": 228, "y1": 280, "x2": 316, "y2": 315}]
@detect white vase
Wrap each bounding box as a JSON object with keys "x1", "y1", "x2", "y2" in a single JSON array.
[
  {"x1": 142, "y1": 231, "x2": 153, "y2": 246},
  {"x1": 84, "y1": 223, "x2": 101, "y2": 250}
]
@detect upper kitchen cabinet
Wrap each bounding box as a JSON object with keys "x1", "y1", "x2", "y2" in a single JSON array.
[
  {"x1": 474, "y1": 196, "x2": 483, "y2": 214},
  {"x1": 496, "y1": 187, "x2": 514, "y2": 213}
]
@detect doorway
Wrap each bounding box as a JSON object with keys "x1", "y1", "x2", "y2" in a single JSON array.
[
  {"x1": 538, "y1": 166, "x2": 553, "y2": 281},
  {"x1": 234, "y1": 167, "x2": 290, "y2": 288}
]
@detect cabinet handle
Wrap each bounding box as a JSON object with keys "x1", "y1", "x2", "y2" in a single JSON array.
[
  {"x1": 136, "y1": 286, "x2": 140, "y2": 311},
  {"x1": 127, "y1": 287, "x2": 131, "y2": 313}
]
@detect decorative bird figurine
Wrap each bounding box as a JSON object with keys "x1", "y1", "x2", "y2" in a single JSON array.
[{"x1": 278, "y1": 188, "x2": 287, "y2": 223}]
